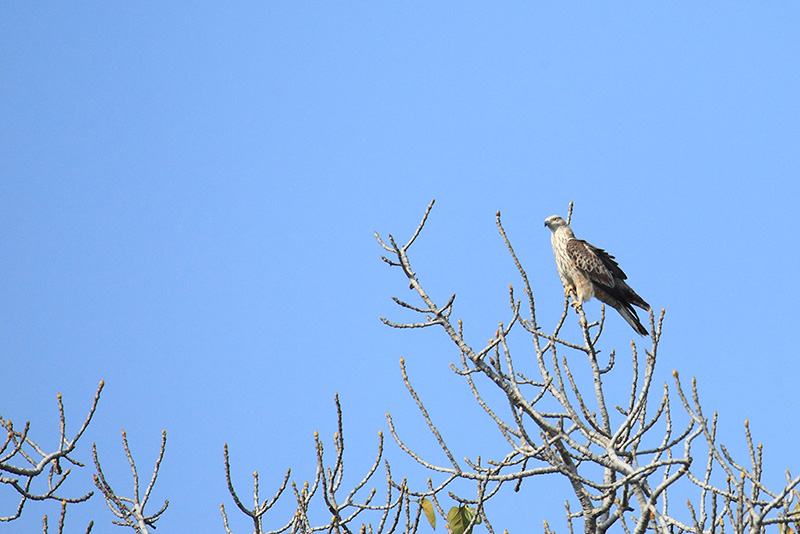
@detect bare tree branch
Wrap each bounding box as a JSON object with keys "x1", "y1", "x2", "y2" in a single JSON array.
[
  {"x1": 92, "y1": 430, "x2": 169, "y2": 533},
  {"x1": 0, "y1": 381, "x2": 102, "y2": 522}
]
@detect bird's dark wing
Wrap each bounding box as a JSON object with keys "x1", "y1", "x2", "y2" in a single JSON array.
[
  {"x1": 583, "y1": 242, "x2": 629, "y2": 281},
  {"x1": 566, "y1": 239, "x2": 614, "y2": 287}
]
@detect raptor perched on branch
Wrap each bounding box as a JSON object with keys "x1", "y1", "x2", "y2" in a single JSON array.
[{"x1": 544, "y1": 215, "x2": 650, "y2": 336}]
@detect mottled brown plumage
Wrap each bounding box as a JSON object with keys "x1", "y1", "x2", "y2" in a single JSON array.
[{"x1": 544, "y1": 215, "x2": 650, "y2": 336}]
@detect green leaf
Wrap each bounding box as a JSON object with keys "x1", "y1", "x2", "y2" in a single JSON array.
[
  {"x1": 447, "y1": 507, "x2": 465, "y2": 534},
  {"x1": 447, "y1": 506, "x2": 481, "y2": 534},
  {"x1": 420, "y1": 498, "x2": 436, "y2": 529}
]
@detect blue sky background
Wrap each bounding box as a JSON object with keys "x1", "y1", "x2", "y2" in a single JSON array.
[{"x1": 2, "y1": 3, "x2": 799, "y2": 533}]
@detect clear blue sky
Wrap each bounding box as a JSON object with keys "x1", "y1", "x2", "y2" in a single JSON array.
[{"x1": 2, "y1": 3, "x2": 799, "y2": 532}]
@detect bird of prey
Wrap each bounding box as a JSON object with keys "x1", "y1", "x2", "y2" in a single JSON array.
[{"x1": 544, "y1": 215, "x2": 650, "y2": 336}]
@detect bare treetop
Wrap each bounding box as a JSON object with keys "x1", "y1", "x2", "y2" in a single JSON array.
[
  {"x1": 1, "y1": 381, "x2": 102, "y2": 526},
  {"x1": 218, "y1": 201, "x2": 800, "y2": 534},
  {"x1": 375, "y1": 201, "x2": 800, "y2": 534}
]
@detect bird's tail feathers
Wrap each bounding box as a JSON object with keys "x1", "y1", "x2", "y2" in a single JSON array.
[
  {"x1": 620, "y1": 281, "x2": 650, "y2": 311},
  {"x1": 616, "y1": 304, "x2": 648, "y2": 336}
]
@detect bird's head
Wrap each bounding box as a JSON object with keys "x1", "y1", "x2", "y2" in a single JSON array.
[{"x1": 544, "y1": 215, "x2": 568, "y2": 232}]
